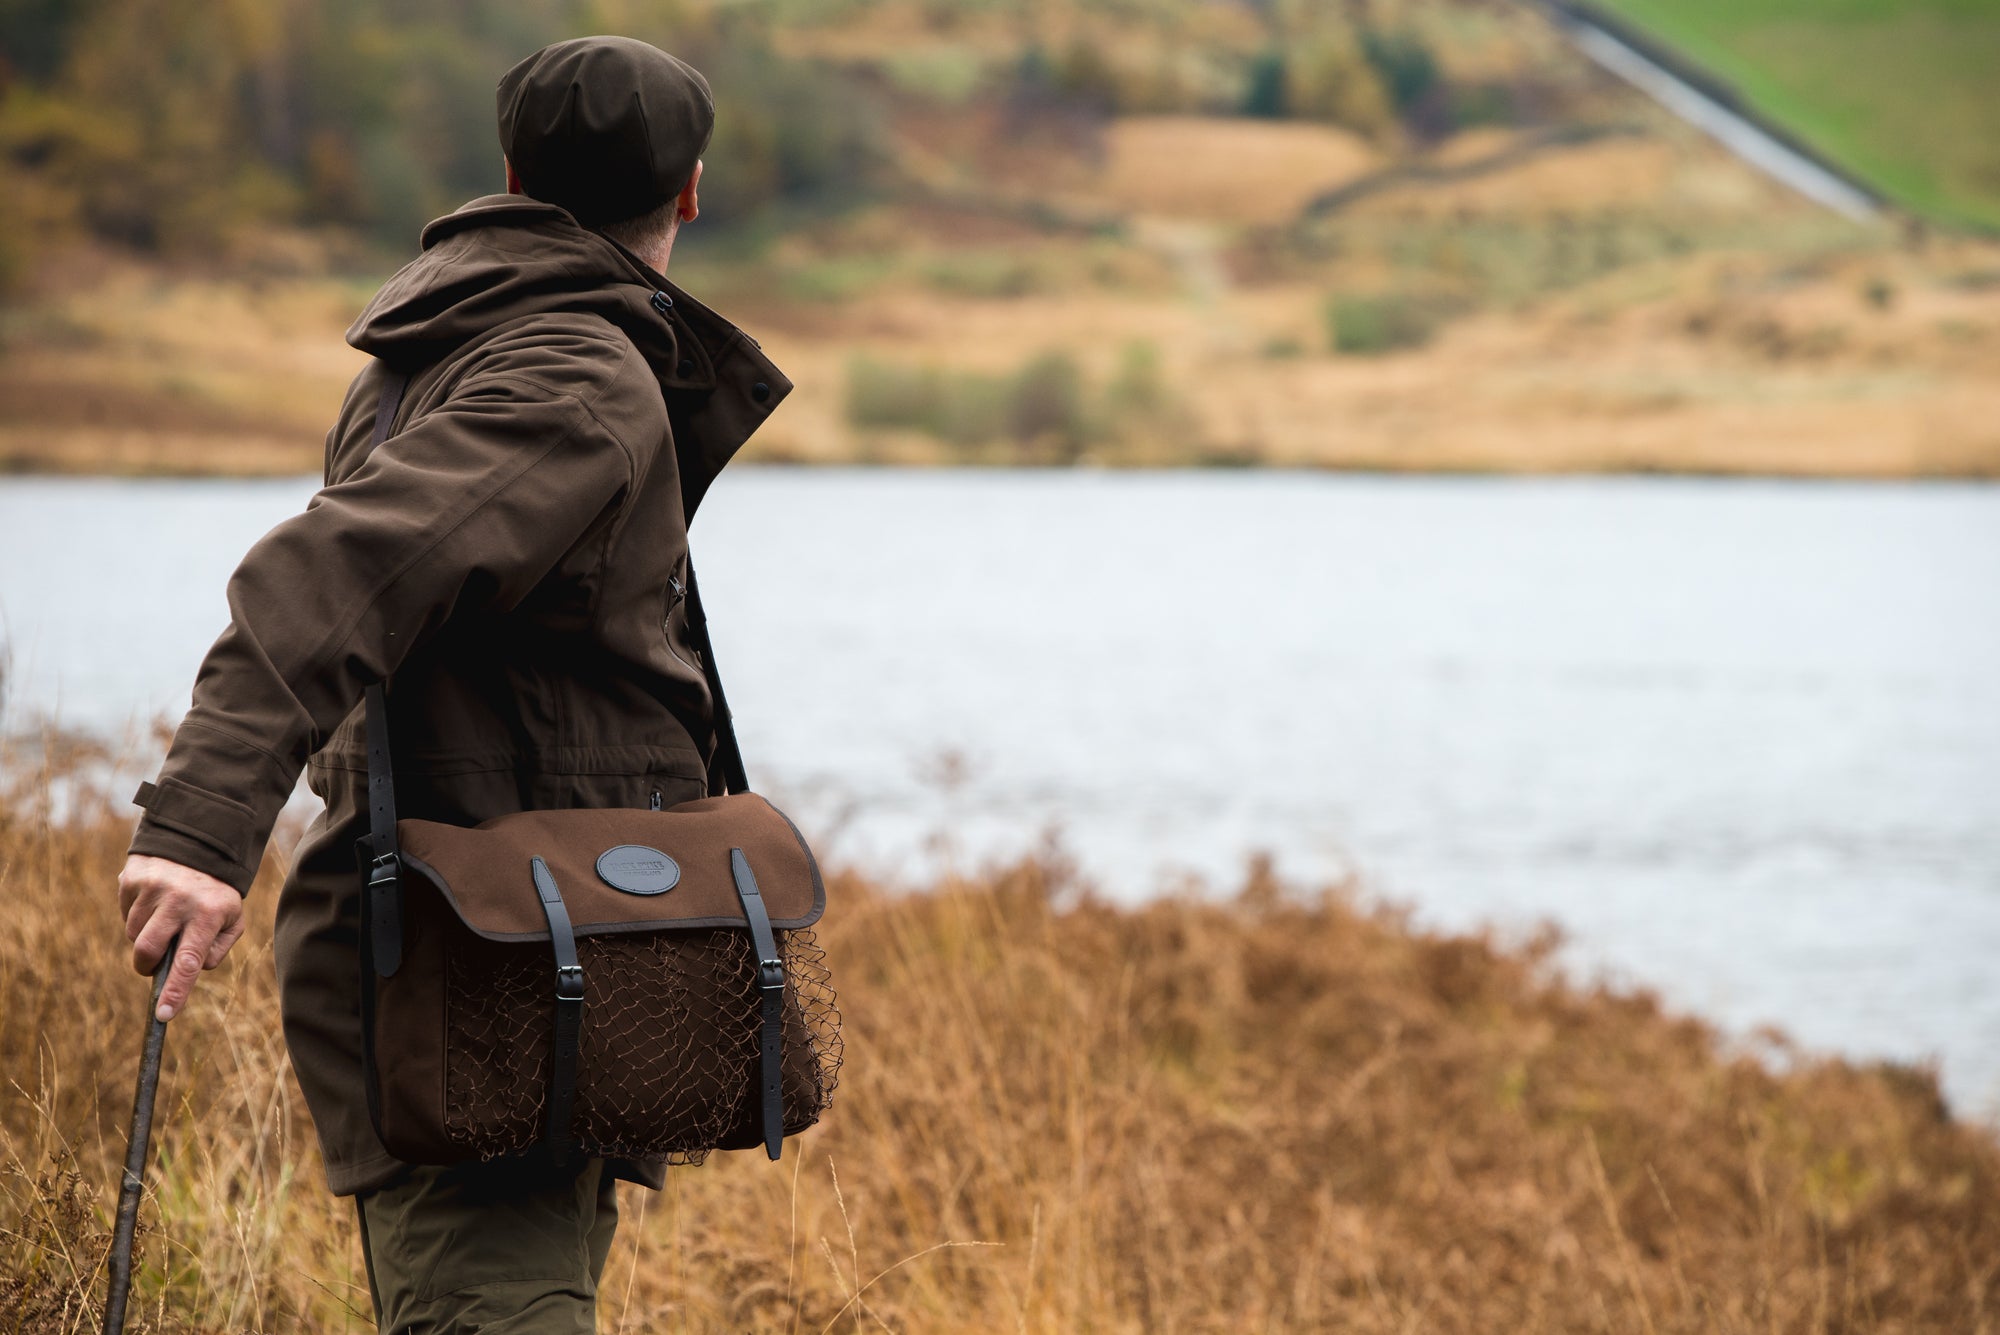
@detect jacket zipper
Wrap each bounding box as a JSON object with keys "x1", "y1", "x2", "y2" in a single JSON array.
[{"x1": 664, "y1": 569, "x2": 700, "y2": 674}]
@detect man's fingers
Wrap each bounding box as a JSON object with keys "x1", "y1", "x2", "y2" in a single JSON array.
[
  {"x1": 118, "y1": 856, "x2": 243, "y2": 1016},
  {"x1": 130, "y1": 907, "x2": 181, "y2": 975},
  {"x1": 155, "y1": 916, "x2": 220, "y2": 1022},
  {"x1": 204, "y1": 915, "x2": 247, "y2": 969},
  {"x1": 124, "y1": 880, "x2": 161, "y2": 944}
]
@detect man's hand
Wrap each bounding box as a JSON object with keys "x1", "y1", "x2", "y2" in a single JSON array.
[{"x1": 119, "y1": 854, "x2": 246, "y2": 1021}]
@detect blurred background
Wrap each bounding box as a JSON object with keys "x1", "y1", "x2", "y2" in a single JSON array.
[
  {"x1": 2, "y1": 0, "x2": 1996, "y2": 1099},
  {"x1": 2, "y1": 0, "x2": 1997, "y2": 474},
  {"x1": 1, "y1": 2, "x2": 1999, "y2": 1324}
]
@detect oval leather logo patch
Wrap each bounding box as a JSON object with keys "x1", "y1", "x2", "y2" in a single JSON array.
[{"x1": 595, "y1": 845, "x2": 681, "y2": 896}]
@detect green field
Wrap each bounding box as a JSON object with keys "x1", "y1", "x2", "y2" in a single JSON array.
[{"x1": 1591, "y1": 0, "x2": 2000, "y2": 231}]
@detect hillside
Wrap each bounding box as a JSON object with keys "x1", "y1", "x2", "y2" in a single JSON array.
[
  {"x1": 1588, "y1": 0, "x2": 2000, "y2": 231},
  {"x1": 1, "y1": 0, "x2": 1997, "y2": 477}
]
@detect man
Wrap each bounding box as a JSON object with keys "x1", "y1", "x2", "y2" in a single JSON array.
[{"x1": 115, "y1": 36, "x2": 788, "y2": 1331}]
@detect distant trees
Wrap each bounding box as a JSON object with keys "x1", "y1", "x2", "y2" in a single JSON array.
[
  {"x1": 845, "y1": 340, "x2": 1205, "y2": 466},
  {"x1": 0, "y1": 0, "x2": 1551, "y2": 291},
  {"x1": 0, "y1": 0, "x2": 885, "y2": 286},
  {"x1": 999, "y1": 8, "x2": 1524, "y2": 146}
]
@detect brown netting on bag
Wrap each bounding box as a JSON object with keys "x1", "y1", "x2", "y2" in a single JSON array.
[{"x1": 442, "y1": 925, "x2": 841, "y2": 1163}]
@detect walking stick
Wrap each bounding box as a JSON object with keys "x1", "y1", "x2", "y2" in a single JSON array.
[{"x1": 102, "y1": 936, "x2": 177, "y2": 1335}]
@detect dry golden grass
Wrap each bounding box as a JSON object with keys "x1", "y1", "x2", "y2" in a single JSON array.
[
  {"x1": 3, "y1": 737, "x2": 1998, "y2": 1332},
  {"x1": 0, "y1": 262, "x2": 365, "y2": 476},
  {"x1": 765, "y1": 120, "x2": 2000, "y2": 475},
  {"x1": 1090, "y1": 116, "x2": 1380, "y2": 224},
  {"x1": 6, "y1": 121, "x2": 2000, "y2": 478},
  {"x1": 1356, "y1": 134, "x2": 1721, "y2": 217}
]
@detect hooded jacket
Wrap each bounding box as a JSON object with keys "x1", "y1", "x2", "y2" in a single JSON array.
[{"x1": 127, "y1": 196, "x2": 790, "y2": 1193}]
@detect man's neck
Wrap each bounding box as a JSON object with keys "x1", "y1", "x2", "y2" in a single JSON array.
[{"x1": 595, "y1": 232, "x2": 675, "y2": 287}]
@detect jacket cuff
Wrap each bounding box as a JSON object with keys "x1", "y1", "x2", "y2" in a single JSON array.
[{"x1": 127, "y1": 777, "x2": 261, "y2": 895}]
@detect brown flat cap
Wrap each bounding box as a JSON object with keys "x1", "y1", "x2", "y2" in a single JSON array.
[{"x1": 497, "y1": 36, "x2": 713, "y2": 227}]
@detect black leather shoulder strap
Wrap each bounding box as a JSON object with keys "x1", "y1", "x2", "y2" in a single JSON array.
[
  {"x1": 531, "y1": 856, "x2": 586, "y2": 1159},
  {"x1": 353, "y1": 353, "x2": 771, "y2": 1159},
  {"x1": 355, "y1": 368, "x2": 412, "y2": 1140},
  {"x1": 356, "y1": 368, "x2": 412, "y2": 979},
  {"x1": 730, "y1": 848, "x2": 787, "y2": 1160},
  {"x1": 359, "y1": 681, "x2": 403, "y2": 978},
  {"x1": 370, "y1": 368, "x2": 407, "y2": 454},
  {"x1": 359, "y1": 358, "x2": 754, "y2": 801},
  {"x1": 685, "y1": 564, "x2": 750, "y2": 796}
]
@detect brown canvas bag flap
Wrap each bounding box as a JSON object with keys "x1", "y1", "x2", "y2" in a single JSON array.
[{"x1": 395, "y1": 792, "x2": 823, "y2": 941}]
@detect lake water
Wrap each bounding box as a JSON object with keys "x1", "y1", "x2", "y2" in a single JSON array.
[{"x1": 2, "y1": 471, "x2": 1996, "y2": 1115}]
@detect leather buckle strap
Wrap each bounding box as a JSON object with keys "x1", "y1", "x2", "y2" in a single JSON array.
[
  {"x1": 369, "y1": 366, "x2": 407, "y2": 452},
  {"x1": 359, "y1": 362, "x2": 408, "y2": 975},
  {"x1": 531, "y1": 857, "x2": 585, "y2": 1159},
  {"x1": 355, "y1": 844, "x2": 386, "y2": 1137},
  {"x1": 685, "y1": 565, "x2": 751, "y2": 797},
  {"x1": 360, "y1": 682, "x2": 404, "y2": 977},
  {"x1": 363, "y1": 850, "x2": 403, "y2": 979},
  {"x1": 352, "y1": 331, "x2": 408, "y2": 1122},
  {"x1": 730, "y1": 848, "x2": 786, "y2": 1160}
]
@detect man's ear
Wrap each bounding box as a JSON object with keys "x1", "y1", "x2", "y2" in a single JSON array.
[
  {"x1": 678, "y1": 160, "x2": 702, "y2": 223},
  {"x1": 504, "y1": 157, "x2": 524, "y2": 196}
]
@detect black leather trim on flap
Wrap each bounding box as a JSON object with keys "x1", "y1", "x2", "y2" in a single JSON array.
[{"x1": 398, "y1": 834, "x2": 824, "y2": 942}]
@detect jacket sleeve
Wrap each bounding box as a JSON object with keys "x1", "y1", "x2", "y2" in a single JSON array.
[{"x1": 127, "y1": 338, "x2": 658, "y2": 892}]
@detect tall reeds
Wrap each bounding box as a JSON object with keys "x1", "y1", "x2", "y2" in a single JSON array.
[{"x1": 2, "y1": 735, "x2": 1995, "y2": 1332}]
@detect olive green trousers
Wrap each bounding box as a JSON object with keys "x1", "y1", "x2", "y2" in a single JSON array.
[{"x1": 355, "y1": 1157, "x2": 620, "y2": 1334}]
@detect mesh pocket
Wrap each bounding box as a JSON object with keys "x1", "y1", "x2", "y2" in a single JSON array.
[{"x1": 441, "y1": 925, "x2": 841, "y2": 1163}]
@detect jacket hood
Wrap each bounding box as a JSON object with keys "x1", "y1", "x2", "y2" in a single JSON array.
[
  {"x1": 347, "y1": 194, "x2": 790, "y2": 518},
  {"x1": 348, "y1": 195, "x2": 675, "y2": 365}
]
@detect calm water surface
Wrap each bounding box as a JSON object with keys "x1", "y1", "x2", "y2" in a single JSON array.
[{"x1": 2, "y1": 471, "x2": 1996, "y2": 1113}]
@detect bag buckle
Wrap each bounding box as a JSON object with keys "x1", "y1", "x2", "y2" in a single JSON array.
[
  {"x1": 361, "y1": 848, "x2": 404, "y2": 978},
  {"x1": 555, "y1": 963, "x2": 585, "y2": 1003},
  {"x1": 757, "y1": 958, "x2": 786, "y2": 993}
]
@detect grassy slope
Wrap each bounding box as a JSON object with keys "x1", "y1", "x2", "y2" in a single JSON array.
[
  {"x1": 1591, "y1": 0, "x2": 2000, "y2": 230},
  {"x1": 6, "y1": 121, "x2": 2000, "y2": 480},
  {"x1": 2, "y1": 750, "x2": 1998, "y2": 1330},
  {"x1": 7, "y1": 5, "x2": 2000, "y2": 479}
]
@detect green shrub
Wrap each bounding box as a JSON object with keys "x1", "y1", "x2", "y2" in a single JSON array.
[
  {"x1": 937, "y1": 375, "x2": 1011, "y2": 448},
  {"x1": 922, "y1": 251, "x2": 1041, "y2": 299},
  {"x1": 1360, "y1": 27, "x2": 1439, "y2": 115},
  {"x1": 1103, "y1": 340, "x2": 1168, "y2": 417},
  {"x1": 1284, "y1": 35, "x2": 1397, "y2": 139},
  {"x1": 1326, "y1": 293, "x2": 1440, "y2": 355},
  {"x1": 781, "y1": 255, "x2": 899, "y2": 304},
  {"x1": 847, "y1": 357, "x2": 943, "y2": 432},
  {"x1": 1007, "y1": 350, "x2": 1091, "y2": 461},
  {"x1": 701, "y1": 40, "x2": 885, "y2": 226},
  {"x1": 848, "y1": 348, "x2": 1107, "y2": 462},
  {"x1": 883, "y1": 46, "x2": 987, "y2": 104},
  {"x1": 846, "y1": 356, "x2": 1010, "y2": 451},
  {"x1": 847, "y1": 343, "x2": 1222, "y2": 463},
  {"x1": 1242, "y1": 48, "x2": 1288, "y2": 119}
]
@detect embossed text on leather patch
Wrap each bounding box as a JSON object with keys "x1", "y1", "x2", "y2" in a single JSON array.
[{"x1": 595, "y1": 845, "x2": 681, "y2": 895}]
